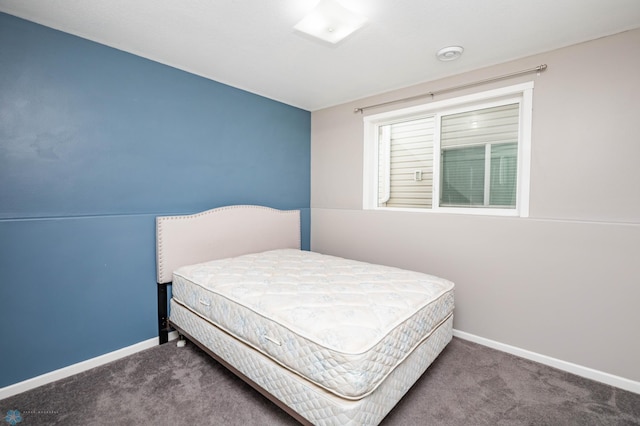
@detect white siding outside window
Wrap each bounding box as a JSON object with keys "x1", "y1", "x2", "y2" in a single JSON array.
[
  {"x1": 378, "y1": 117, "x2": 435, "y2": 208},
  {"x1": 363, "y1": 82, "x2": 533, "y2": 217}
]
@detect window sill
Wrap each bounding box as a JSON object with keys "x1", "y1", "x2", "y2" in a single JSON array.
[{"x1": 366, "y1": 206, "x2": 526, "y2": 218}]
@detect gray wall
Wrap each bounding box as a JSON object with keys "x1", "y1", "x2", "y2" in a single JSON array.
[{"x1": 310, "y1": 28, "x2": 640, "y2": 383}]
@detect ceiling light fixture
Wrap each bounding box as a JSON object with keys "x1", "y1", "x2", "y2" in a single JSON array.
[
  {"x1": 436, "y1": 46, "x2": 464, "y2": 61},
  {"x1": 294, "y1": 0, "x2": 367, "y2": 44}
]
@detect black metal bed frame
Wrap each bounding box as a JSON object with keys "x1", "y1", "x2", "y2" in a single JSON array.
[{"x1": 157, "y1": 282, "x2": 171, "y2": 344}]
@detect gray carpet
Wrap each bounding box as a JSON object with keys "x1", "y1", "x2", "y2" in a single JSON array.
[{"x1": 1, "y1": 337, "x2": 639, "y2": 425}]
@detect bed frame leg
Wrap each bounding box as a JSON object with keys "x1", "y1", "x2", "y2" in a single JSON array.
[
  {"x1": 158, "y1": 282, "x2": 169, "y2": 344},
  {"x1": 177, "y1": 335, "x2": 187, "y2": 348}
]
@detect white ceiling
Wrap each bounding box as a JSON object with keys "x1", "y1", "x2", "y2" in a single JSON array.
[{"x1": 2, "y1": 0, "x2": 640, "y2": 111}]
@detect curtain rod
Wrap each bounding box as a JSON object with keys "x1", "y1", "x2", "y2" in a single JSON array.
[{"x1": 353, "y1": 64, "x2": 547, "y2": 114}]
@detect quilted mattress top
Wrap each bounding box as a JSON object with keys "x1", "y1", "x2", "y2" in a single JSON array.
[{"x1": 172, "y1": 249, "x2": 454, "y2": 399}]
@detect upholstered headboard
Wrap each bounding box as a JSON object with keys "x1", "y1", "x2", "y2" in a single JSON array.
[{"x1": 156, "y1": 205, "x2": 301, "y2": 284}]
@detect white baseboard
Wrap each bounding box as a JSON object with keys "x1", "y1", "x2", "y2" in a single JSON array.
[
  {"x1": 453, "y1": 329, "x2": 640, "y2": 395},
  {"x1": 3, "y1": 330, "x2": 637, "y2": 400},
  {"x1": 0, "y1": 331, "x2": 178, "y2": 400}
]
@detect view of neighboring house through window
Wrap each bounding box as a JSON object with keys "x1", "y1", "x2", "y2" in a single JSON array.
[
  {"x1": 377, "y1": 116, "x2": 435, "y2": 208},
  {"x1": 364, "y1": 82, "x2": 533, "y2": 216},
  {"x1": 439, "y1": 103, "x2": 519, "y2": 208}
]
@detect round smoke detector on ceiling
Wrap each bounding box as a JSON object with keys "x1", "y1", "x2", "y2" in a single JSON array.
[{"x1": 436, "y1": 46, "x2": 464, "y2": 61}]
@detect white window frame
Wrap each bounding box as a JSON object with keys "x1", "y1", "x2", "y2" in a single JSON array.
[{"x1": 363, "y1": 82, "x2": 533, "y2": 217}]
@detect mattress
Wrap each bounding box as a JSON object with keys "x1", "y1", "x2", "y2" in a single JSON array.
[{"x1": 171, "y1": 249, "x2": 454, "y2": 400}]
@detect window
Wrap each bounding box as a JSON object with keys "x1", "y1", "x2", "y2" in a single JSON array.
[{"x1": 363, "y1": 83, "x2": 533, "y2": 216}]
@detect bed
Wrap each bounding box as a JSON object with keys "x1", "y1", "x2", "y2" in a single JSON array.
[{"x1": 156, "y1": 205, "x2": 455, "y2": 425}]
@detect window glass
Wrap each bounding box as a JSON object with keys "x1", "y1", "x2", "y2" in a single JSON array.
[
  {"x1": 489, "y1": 143, "x2": 518, "y2": 206},
  {"x1": 439, "y1": 103, "x2": 519, "y2": 208},
  {"x1": 363, "y1": 82, "x2": 533, "y2": 217},
  {"x1": 378, "y1": 117, "x2": 434, "y2": 208},
  {"x1": 440, "y1": 145, "x2": 485, "y2": 207}
]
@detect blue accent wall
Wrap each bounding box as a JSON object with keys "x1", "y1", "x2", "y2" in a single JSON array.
[{"x1": 0, "y1": 13, "x2": 311, "y2": 388}]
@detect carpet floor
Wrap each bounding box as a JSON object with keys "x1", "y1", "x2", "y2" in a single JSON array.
[{"x1": 1, "y1": 337, "x2": 639, "y2": 425}]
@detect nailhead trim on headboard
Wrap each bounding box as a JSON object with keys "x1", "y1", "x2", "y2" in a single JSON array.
[{"x1": 156, "y1": 205, "x2": 301, "y2": 284}]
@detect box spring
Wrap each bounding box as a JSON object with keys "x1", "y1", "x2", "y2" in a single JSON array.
[{"x1": 170, "y1": 300, "x2": 453, "y2": 426}]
